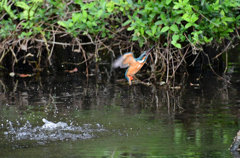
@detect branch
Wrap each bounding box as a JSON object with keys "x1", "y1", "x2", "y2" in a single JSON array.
[
  {"x1": 192, "y1": 7, "x2": 219, "y2": 27},
  {"x1": 35, "y1": 39, "x2": 96, "y2": 46}
]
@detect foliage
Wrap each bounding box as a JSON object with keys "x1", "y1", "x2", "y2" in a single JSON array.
[
  {"x1": 0, "y1": 0, "x2": 240, "y2": 82},
  {"x1": 1, "y1": 0, "x2": 240, "y2": 47},
  {"x1": 58, "y1": 0, "x2": 111, "y2": 37},
  {"x1": 0, "y1": 0, "x2": 66, "y2": 39},
  {"x1": 56, "y1": 0, "x2": 240, "y2": 48}
]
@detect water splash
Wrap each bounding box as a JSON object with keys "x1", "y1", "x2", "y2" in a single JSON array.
[
  {"x1": 3, "y1": 119, "x2": 106, "y2": 144},
  {"x1": 42, "y1": 119, "x2": 68, "y2": 130}
]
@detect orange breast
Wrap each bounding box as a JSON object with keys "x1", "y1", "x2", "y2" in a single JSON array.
[{"x1": 126, "y1": 62, "x2": 145, "y2": 76}]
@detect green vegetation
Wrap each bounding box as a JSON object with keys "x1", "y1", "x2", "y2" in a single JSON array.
[{"x1": 0, "y1": 0, "x2": 240, "y2": 83}]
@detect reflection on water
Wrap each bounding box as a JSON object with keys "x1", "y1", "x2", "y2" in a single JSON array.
[{"x1": 0, "y1": 68, "x2": 239, "y2": 157}]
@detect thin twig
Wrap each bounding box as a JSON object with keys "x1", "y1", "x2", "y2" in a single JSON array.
[
  {"x1": 170, "y1": 45, "x2": 190, "y2": 80},
  {"x1": 35, "y1": 39, "x2": 96, "y2": 46},
  {"x1": 76, "y1": 38, "x2": 89, "y2": 75},
  {"x1": 97, "y1": 37, "x2": 115, "y2": 57},
  {"x1": 212, "y1": 36, "x2": 235, "y2": 60},
  {"x1": 62, "y1": 56, "x2": 93, "y2": 66},
  {"x1": 224, "y1": 51, "x2": 228, "y2": 73},
  {"x1": 189, "y1": 51, "x2": 201, "y2": 66},
  {"x1": 192, "y1": 7, "x2": 219, "y2": 27},
  {"x1": 48, "y1": 26, "x2": 57, "y2": 65},
  {"x1": 203, "y1": 51, "x2": 230, "y2": 84}
]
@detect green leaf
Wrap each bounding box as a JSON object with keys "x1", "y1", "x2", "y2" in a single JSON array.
[
  {"x1": 75, "y1": 0, "x2": 83, "y2": 5},
  {"x1": 166, "y1": 0, "x2": 172, "y2": 5},
  {"x1": 146, "y1": 29, "x2": 152, "y2": 36},
  {"x1": 101, "y1": 1, "x2": 107, "y2": 10},
  {"x1": 97, "y1": 9, "x2": 103, "y2": 18},
  {"x1": 183, "y1": 0, "x2": 189, "y2": 5},
  {"x1": 126, "y1": 0, "x2": 133, "y2": 5},
  {"x1": 92, "y1": 21, "x2": 97, "y2": 26},
  {"x1": 120, "y1": 6, "x2": 124, "y2": 12},
  {"x1": 72, "y1": 13, "x2": 82, "y2": 23},
  {"x1": 236, "y1": 15, "x2": 240, "y2": 20},
  {"x1": 222, "y1": 21, "x2": 227, "y2": 26},
  {"x1": 86, "y1": 21, "x2": 92, "y2": 28},
  {"x1": 185, "y1": 23, "x2": 192, "y2": 28},
  {"x1": 220, "y1": 10, "x2": 225, "y2": 16},
  {"x1": 19, "y1": 31, "x2": 32, "y2": 38},
  {"x1": 106, "y1": 1, "x2": 115, "y2": 12},
  {"x1": 145, "y1": 2, "x2": 153, "y2": 11},
  {"x1": 82, "y1": 10, "x2": 87, "y2": 18},
  {"x1": 175, "y1": 17, "x2": 183, "y2": 24},
  {"x1": 60, "y1": 19, "x2": 74, "y2": 28},
  {"x1": 32, "y1": 0, "x2": 43, "y2": 2},
  {"x1": 182, "y1": 13, "x2": 190, "y2": 22},
  {"x1": 15, "y1": 1, "x2": 30, "y2": 9},
  {"x1": 88, "y1": 15, "x2": 93, "y2": 21},
  {"x1": 123, "y1": 19, "x2": 132, "y2": 26},
  {"x1": 21, "y1": 22, "x2": 31, "y2": 29},
  {"x1": 204, "y1": 36, "x2": 213, "y2": 43},
  {"x1": 172, "y1": 34, "x2": 179, "y2": 41},
  {"x1": 191, "y1": 14, "x2": 198, "y2": 23},
  {"x1": 224, "y1": 17, "x2": 235, "y2": 22},
  {"x1": 102, "y1": 31, "x2": 106, "y2": 37},
  {"x1": 132, "y1": 9, "x2": 139, "y2": 19},
  {"x1": 68, "y1": 22, "x2": 74, "y2": 28},
  {"x1": 179, "y1": 34, "x2": 185, "y2": 41},
  {"x1": 161, "y1": 14, "x2": 166, "y2": 21},
  {"x1": 170, "y1": 24, "x2": 179, "y2": 32},
  {"x1": 171, "y1": 40, "x2": 181, "y2": 48},
  {"x1": 132, "y1": 35, "x2": 139, "y2": 41},
  {"x1": 226, "y1": 28, "x2": 233, "y2": 32},
  {"x1": 161, "y1": 26, "x2": 169, "y2": 32},
  {"x1": 173, "y1": 2, "x2": 182, "y2": 9},
  {"x1": 127, "y1": 26, "x2": 135, "y2": 31},
  {"x1": 140, "y1": 27, "x2": 144, "y2": 35},
  {"x1": 112, "y1": 0, "x2": 120, "y2": 4},
  {"x1": 3, "y1": 5, "x2": 17, "y2": 19},
  {"x1": 57, "y1": 21, "x2": 67, "y2": 27},
  {"x1": 155, "y1": 21, "x2": 164, "y2": 25},
  {"x1": 175, "y1": 43, "x2": 181, "y2": 48},
  {"x1": 151, "y1": 25, "x2": 157, "y2": 35}
]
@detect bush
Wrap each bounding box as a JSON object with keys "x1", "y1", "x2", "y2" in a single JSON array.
[{"x1": 0, "y1": 0, "x2": 240, "y2": 83}]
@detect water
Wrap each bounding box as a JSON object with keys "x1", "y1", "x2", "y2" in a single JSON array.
[{"x1": 0, "y1": 64, "x2": 240, "y2": 157}]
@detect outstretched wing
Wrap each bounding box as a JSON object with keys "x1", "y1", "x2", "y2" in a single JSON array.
[{"x1": 113, "y1": 53, "x2": 135, "y2": 68}]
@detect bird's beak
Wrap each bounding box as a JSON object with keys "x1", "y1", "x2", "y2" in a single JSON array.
[{"x1": 146, "y1": 44, "x2": 157, "y2": 56}]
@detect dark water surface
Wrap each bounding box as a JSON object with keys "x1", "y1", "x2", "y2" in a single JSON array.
[{"x1": 1, "y1": 62, "x2": 240, "y2": 157}]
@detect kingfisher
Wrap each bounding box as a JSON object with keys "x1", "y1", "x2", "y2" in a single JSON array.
[{"x1": 113, "y1": 45, "x2": 156, "y2": 85}]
